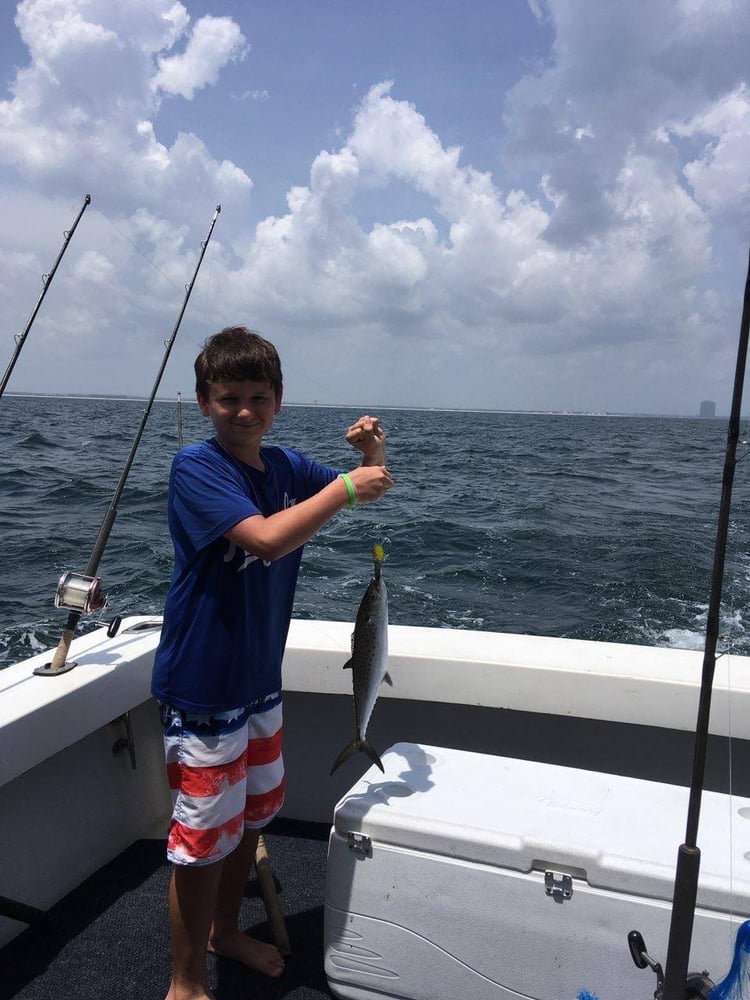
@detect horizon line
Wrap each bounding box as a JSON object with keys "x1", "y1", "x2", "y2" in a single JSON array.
[{"x1": 3, "y1": 390, "x2": 729, "y2": 420}]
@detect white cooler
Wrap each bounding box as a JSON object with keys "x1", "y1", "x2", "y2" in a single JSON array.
[{"x1": 324, "y1": 742, "x2": 750, "y2": 1000}]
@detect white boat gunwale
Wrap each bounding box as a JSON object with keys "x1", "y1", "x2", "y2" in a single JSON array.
[{"x1": 3, "y1": 616, "x2": 750, "y2": 789}]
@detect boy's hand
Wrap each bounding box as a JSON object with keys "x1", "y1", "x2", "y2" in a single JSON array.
[
  {"x1": 348, "y1": 464, "x2": 393, "y2": 503},
  {"x1": 346, "y1": 415, "x2": 385, "y2": 463}
]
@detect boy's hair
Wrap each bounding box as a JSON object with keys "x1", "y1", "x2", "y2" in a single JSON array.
[{"x1": 195, "y1": 327, "x2": 283, "y2": 399}]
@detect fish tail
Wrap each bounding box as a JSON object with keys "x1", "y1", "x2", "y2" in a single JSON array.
[
  {"x1": 330, "y1": 739, "x2": 362, "y2": 774},
  {"x1": 362, "y1": 739, "x2": 385, "y2": 772},
  {"x1": 330, "y1": 738, "x2": 385, "y2": 775}
]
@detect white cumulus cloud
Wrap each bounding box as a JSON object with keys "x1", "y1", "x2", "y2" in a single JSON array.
[
  {"x1": 0, "y1": 0, "x2": 252, "y2": 221},
  {"x1": 1, "y1": 0, "x2": 750, "y2": 414},
  {"x1": 152, "y1": 14, "x2": 247, "y2": 100}
]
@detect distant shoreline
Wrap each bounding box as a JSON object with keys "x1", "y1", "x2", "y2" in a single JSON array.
[{"x1": 3, "y1": 391, "x2": 726, "y2": 420}]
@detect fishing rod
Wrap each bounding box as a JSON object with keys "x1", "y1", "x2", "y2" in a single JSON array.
[
  {"x1": 629, "y1": 249, "x2": 750, "y2": 999},
  {"x1": 34, "y1": 203, "x2": 222, "y2": 677},
  {"x1": 662, "y1": 253, "x2": 750, "y2": 997},
  {"x1": 0, "y1": 194, "x2": 91, "y2": 400}
]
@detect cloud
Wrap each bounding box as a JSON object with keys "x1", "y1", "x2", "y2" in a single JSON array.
[
  {"x1": 70, "y1": 249, "x2": 115, "y2": 284},
  {"x1": 675, "y1": 84, "x2": 750, "y2": 225},
  {"x1": 2, "y1": 0, "x2": 750, "y2": 414},
  {"x1": 152, "y1": 14, "x2": 247, "y2": 100},
  {"x1": 187, "y1": 49, "x2": 744, "y2": 415},
  {"x1": 14, "y1": 0, "x2": 119, "y2": 77},
  {"x1": 502, "y1": 0, "x2": 750, "y2": 247},
  {"x1": 216, "y1": 78, "x2": 710, "y2": 355},
  {"x1": 0, "y1": 0, "x2": 252, "y2": 220},
  {"x1": 232, "y1": 89, "x2": 269, "y2": 103}
]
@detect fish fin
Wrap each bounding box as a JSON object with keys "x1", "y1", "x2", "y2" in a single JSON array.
[
  {"x1": 330, "y1": 739, "x2": 362, "y2": 774},
  {"x1": 342, "y1": 659, "x2": 353, "y2": 671},
  {"x1": 382, "y1": 672, "x2": 393, "y2": 687},
  {"x1": 330, "y1": 738, "x2": 385, "y2": 775},
  {"x1": 362, "y1": 740, "x2": 385, "y2": 772}
]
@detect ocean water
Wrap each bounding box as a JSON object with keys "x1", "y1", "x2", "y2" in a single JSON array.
[{"x1": 1, "y1": 393, "x2": 749, "y2": 669}]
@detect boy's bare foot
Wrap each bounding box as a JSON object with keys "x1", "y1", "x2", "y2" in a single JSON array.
[
  {"x1": 208, "y1": 931, "x2": 285, "y2": 978},
  {"x1": 165, "y1": 981, "x2": 216, "y2": 1000}
]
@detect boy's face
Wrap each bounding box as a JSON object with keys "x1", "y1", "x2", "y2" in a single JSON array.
[{"x1": 198, "y1": 379, "x2": 281, "y2": 458}]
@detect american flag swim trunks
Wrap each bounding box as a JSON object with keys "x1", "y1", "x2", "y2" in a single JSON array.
[{"x1": 159, "y1": 693, "x2": 285, "y2": 866}]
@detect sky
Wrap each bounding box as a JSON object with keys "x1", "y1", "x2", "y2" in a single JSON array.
[{"x1": 1, "y1": 0, "x2": 750, "y2": 415}]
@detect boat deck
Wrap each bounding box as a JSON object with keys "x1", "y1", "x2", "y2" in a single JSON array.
[{"x1": 1, "y1": 819, "x2": 333, "y2": 1000}]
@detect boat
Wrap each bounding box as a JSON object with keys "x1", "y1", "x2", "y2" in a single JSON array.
[
  {"x1": 2, "y1": 216, "x2": 750, "y2": 999},
  {"x1": 2, "y1": 615, "x2": 750, "y2": 998}
]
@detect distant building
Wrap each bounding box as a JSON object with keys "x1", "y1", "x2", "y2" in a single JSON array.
[{"x1": 699, "y1": 400, "x2": 716, "y2": 418}]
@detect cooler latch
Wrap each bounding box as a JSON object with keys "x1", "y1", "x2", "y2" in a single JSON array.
[
  {"x1": 545, "y1": 870, "x2": 573, "y2": 901},
  {"x1": 346, "y1": 832, "x2": 372, "y2": 858}
]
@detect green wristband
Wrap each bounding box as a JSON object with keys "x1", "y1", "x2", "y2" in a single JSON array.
[{"x1": 338, "y1": 473, "x2": 357, "y2": 508}]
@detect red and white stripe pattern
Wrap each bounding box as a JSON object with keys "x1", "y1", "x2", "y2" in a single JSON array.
[{"x1": 164, "y1": 700, "x2": 285, "y2": 866}]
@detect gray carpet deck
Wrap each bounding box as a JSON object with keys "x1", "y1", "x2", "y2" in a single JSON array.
[{"x1": 1, "y1": 820, "x2": 334, "y2": 1000}]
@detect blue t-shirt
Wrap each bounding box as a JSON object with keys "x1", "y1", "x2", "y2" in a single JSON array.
[{"x1": 151, "y1": 438, "x2": 338, "y2": 712}]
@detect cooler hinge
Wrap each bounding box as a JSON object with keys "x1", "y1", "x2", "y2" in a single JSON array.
[
  {"x1": 346, "y1": 832, "x2": 372, "y2": 858},
  {"x1": 544, "y1": 870, "x2": 573, "y2": 901}
]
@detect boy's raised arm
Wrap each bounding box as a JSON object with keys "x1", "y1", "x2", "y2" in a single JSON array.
[{"x1": 224, "y1": 414, "x2": 391, "y2": 562}]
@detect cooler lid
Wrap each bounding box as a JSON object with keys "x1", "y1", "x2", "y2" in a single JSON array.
[{"x1": 332, "y1": 742, "x2": 750, "y2": 910}]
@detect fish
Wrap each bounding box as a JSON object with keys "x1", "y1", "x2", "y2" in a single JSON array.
[{"x1": 330, "y1": 543, "x2": 392, "y2": 774}]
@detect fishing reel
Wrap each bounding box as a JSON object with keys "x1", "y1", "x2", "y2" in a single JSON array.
[
  {"x1": 34, "y1": 572, "x2": 116, "y2": 677},
  {"x1": 55, "y1": 572, "x2": 122, "y2": 639},
  {"x1": 54, "y1": 571, "x2": 106, "y2": 615},
  {"x1": 628, "y1": 931, "x2": 714, "y2": 999},
  {"x1": 54, "y1": 570, "x2": 123, "y2": 637}
]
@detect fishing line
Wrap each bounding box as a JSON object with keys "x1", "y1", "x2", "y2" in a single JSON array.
[
  {"x1": 177, "y1": 391, "x2": 184, "y2": 449},
  {"x1": 93, "y1": 204, "x2": 226, "y2": 333},
  {"x1": 202, "y1": 229, "x2": 217, "y2": 319},
  {"x1": 718, "y1": 435, "x2": 750, "y2": 937},
  {"x1": 660, "y1": 248, "x2": 750, "y2": 1000},
  {"x1": 720, "y1": 430, "x2": 750, "y2": 756},
  {"x1": 95, "y1": 205, "x2": 375, "y2": 414},
  {"x1": 34, "y1": 204, "x2": 222, "y2": 677},
  {"x1": 92, "y1": 206, "x2": 183, "y2": 297}
]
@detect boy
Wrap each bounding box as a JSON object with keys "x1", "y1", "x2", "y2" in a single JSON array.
[{"x1": 151, "y1": 326, "x2": 392, "y2": 1000}]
